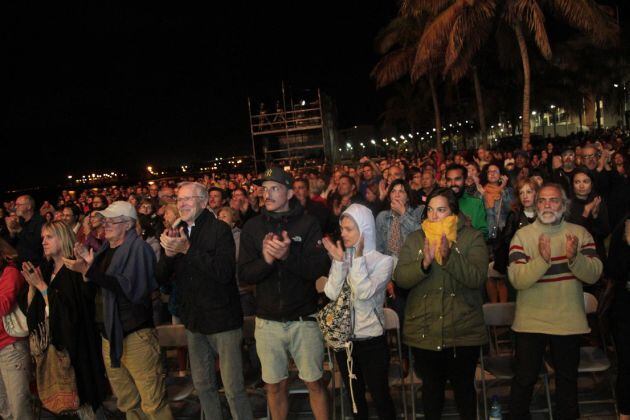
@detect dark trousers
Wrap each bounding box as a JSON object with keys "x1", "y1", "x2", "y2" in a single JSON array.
[
  {"x1": 335, "y1": 335, "x2": 396, "y2": 420},
  {"x1": 613, "y1": 289, "x2": 630, "y2": 414},
  {"x1": 509, "y1": 332, "x2": 581, "y2": 420},
  {"x1": 410, "y1": 345, "x2": 479, "y2": 420}
]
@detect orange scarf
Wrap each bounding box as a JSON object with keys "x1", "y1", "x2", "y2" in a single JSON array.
[{"x1": 483, "y1": 184, "x2": 502, "y2": 209}]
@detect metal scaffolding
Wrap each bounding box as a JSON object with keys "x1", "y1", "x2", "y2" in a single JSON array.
[{"x1": 247, "y1": 83, "x2": 330, "y2": 173}]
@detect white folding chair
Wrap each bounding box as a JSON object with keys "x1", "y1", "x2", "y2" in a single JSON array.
[
  {"x1": 383, "y1": 307, "x2": 408, "y2": 419},
  {"x1": 578, "y1": 292, "x2": 618, "y2": 416}
]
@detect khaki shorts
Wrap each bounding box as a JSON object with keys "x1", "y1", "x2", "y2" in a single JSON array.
[{"x1": 254, "y1": 317, "x2": 324, "y2": 384}]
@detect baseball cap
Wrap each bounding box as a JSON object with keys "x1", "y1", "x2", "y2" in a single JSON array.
[
  {"x1": 97, "y1": 201, "x2": 138, "y2": 220},
  {"x1": 253, "y1": 167, "x2": 294, "y2": 188}
]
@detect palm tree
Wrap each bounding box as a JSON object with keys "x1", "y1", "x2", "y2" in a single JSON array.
[
  {"x1": 371, "y1": 14, "x2": 446, "y2": 153},
  {"x1": 407, "y1": 0, "x2": 618, "y2": 148}
]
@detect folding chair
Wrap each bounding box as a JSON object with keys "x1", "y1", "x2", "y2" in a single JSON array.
[
  {"x1": 383, "y1": 307, "x2": 408, "y2": 419},
  {"x1": 480, "y1": 302, "x2": 553, "y2": 419},
  {"x1": 578, "y1": 292, "x2": 618, "y2": 416},
  {"x1": 155, "y1": 324, "x2": 195, "y2": 403}
]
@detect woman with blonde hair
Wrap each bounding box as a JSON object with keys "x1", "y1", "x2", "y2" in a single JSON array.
[{"x1": 21, "y1": 221, "x2": 106, "y2": 418}]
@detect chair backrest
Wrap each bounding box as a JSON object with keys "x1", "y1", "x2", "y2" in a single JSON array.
[
  {"x1": 487, "y1": 261, "x2": 505, "y2": 279},
  {"x1": 242, "y1": 316, "x2": 256, "y2": 339},
  {"x1": 483, "y1": 302, "x2": 516, "y2": 327},
  {"x1": 383, "y1": 307, "x2": 400, "y2": 331},
  {"x1": 315, "y1": 276, "x2": 328, "y2": 293},
  {"x1": 156, "y1": 324, "x2": 187, "y2": 348},
  {"x1": 583, "y1": 292, "x2": 598, "y2": 315}
]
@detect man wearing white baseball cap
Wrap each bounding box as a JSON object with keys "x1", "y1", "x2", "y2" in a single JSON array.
[{"x1": 65, "y1": 201, "x2": 172, "y2": 419}]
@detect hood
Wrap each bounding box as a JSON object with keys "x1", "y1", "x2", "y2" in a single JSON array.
[{"x1": 341, "y1": 203, "x2": 376, "y2": 254}]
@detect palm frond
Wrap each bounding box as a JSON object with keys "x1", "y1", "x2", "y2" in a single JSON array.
[
  {"x1": 550, "y1": 0, "x2": 619, "y2": 45},
  {"x1": 504, "y1": 0, "x2": 552, "y2": 59},
  {"x1": 443, "y1": 0, "x2": 496, "y2": 74},
  {"x1": 411, "y1": 1, "x2": 465, "y2": 81},
  {"x1": 371, "y1": 48, "x2": 415, "y2": 88}
]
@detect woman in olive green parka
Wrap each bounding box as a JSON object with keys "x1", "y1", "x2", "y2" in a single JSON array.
[{"x1": 394, "y1": 188, "x2": 488, "y2": 420}]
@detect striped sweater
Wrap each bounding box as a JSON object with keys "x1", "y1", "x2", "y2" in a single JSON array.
[{"x1": 508, "y1": 219, "x2": 602, "y2": 335}]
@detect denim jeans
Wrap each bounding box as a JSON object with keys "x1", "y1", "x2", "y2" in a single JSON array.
[
  {"x1": 186, "y1": 328, "x2": 253, "y2": 420},
  {"x1": 0, "y1": 340, "x2": 34, "y2": 420}
]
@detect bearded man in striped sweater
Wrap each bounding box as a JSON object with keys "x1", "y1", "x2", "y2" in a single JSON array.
[{"x1": 507, "y1": 183, "x2": 603, "y2": 420}]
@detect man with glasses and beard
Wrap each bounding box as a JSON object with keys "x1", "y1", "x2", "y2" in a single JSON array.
[
  {"x1": 507, "y1": 183, "x2": 603, "y2": 419},
  {"x1": 445, "y1": 164, "x2": 488, "y2": 238}
]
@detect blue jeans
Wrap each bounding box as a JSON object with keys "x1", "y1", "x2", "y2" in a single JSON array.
[{"x1": 186, "y1": 328, "x2": 253, "y2": 420}]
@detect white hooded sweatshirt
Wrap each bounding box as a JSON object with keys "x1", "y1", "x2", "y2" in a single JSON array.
[{"x1": 324, "y1": 203, "x2": 394, "y2": 339}]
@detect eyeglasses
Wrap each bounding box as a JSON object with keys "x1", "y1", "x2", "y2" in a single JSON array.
[
  {"x1": 176, "y1": 196, "x2": 203, "y2": 204},
  {"x1": 102, "y1": 219, "x2": 127, "y2": 226}
]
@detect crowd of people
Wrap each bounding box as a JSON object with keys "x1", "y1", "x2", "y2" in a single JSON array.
[{"x1": 0, "y1": 128, "x2": 628, "y2": 420}]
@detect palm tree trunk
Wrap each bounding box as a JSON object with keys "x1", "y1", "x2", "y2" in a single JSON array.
[
  {"x1": 513, "y1": 22, "x2": 531, "y2": 149},
  {"x1": 595, "y1": 95, "x2": 602, "y2": 129},
  {"x1": 428, "y1": 75, "x2": 443, "y2": 153},
  {"x1": 472, "y1": 66, "x2": 488, "y2": 147}
]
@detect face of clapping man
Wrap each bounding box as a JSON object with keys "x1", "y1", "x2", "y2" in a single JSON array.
[
  {"x1": 176, "y1": 184, "x2": 207, "y2": 225},
  {"x1": 580, "y1": 146, "x2": 599, "y2": 171},
  {"x1": 562, "y1": 150, "x2": 575, "y2": 170},
  {"x1": 263, "y1": 181, "x2": 293, "y2": 213},
  {"x1": 446, "y1": 168, "x2": 466, "y2": 198},
  {"x1": 61, "y1": 208, "x2": 77, "y2": 227},
  {"x1": 208, "y1": 190, "x2": 224, "y2": 211},
  {"x1": 536, "y1": 186, "x2": 565, "y2": 225}
]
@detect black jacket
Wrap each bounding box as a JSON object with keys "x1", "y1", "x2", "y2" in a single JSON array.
[
  {"x1": 238, "y1": 199, "x2": 330, "y2": 321},
  {"x1": 493, "y1": 209, "x2": 536, "y2": 275},
  {"x1": 23, "y1": 264, "x2": 107, "y2": 409},
  {"x1": 156, "y1": 209, "x2": 243, "y2": 334},
  {"x1": 10, "y1": 213, "x2": 45, "y2": 267}
]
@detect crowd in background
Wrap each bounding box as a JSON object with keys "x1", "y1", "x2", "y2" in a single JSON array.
[{"x1": 0, "y1": 127, "x2": 628, "y2": 420}]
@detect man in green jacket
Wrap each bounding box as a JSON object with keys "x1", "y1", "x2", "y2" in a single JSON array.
[{"x1": 446, "y1": 164, "x2": 488, "y2": 239}]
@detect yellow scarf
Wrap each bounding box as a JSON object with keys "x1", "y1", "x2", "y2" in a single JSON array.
[{"x1": 421, "y1": 215, "x2": 458, "y2": 265}]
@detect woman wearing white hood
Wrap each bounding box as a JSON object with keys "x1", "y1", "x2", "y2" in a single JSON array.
[{"x1": 322, "y1": 203, "x2": 396, "y2": 420}]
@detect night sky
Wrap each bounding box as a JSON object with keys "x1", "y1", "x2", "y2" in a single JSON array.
[
  {"x1": 4, "y1": 2, "x2": 627, "y2": 192},
  {"x1": 4, "y1": 2, "x2": 396, "y2": 191}
]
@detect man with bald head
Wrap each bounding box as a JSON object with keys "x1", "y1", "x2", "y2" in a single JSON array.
[{"x1": 5, "y1": 195, "x2": 45, "y2": 266}]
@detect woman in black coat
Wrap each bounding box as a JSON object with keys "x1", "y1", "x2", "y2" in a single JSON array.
[
  {"x1": 21, "y1": 221, "x2": 106, "y2": 417},
  {"x1": 566, "y1": 167, "x2": 610, "y2": 263}
]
